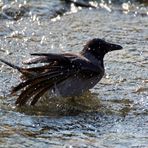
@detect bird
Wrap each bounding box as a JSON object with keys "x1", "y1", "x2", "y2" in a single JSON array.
[{"x1": 0, "y1": 38, "x2": 122, "y2": 106}]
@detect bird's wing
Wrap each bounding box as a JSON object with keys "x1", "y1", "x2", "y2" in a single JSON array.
[
  {"x1": 22, "y1": 52, "x2": 102, "y2": 78},
  {"x1": 11, "y1": 53, "x2": 78, "y2": 106},
  {"x1": 1, "y1": 53, "x2": 102, "y2": 106},
  {"x1": 19, "y1": 53, "x2": 77, "y2": 79},
  {"x1": 23, "y1": 53, "x2": 70, "y2": 65}
]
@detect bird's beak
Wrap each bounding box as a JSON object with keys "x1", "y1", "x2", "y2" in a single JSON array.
[{"x1": 108, "y1": 43, "x2": 123, "y2": 52}]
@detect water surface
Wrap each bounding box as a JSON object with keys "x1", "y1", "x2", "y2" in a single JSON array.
[{"x1": 0, "y1": 0, "x2": 148, "y2": 147}]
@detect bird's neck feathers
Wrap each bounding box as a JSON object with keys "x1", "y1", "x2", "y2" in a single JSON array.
[{"x1": 81, "y1": 48, "x2": 105, "y2": 68}]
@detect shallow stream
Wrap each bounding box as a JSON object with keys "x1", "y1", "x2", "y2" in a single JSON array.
[{"x1": 0, "y1": 0, "x2": 148, "y2": 147}]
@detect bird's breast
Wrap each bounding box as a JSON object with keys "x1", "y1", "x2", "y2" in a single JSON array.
[{"x1": 52, "y1": 73, "x2": 104, "y2": 97}]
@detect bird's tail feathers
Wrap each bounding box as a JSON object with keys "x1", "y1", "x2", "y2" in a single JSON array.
[{"x1": 0, "y1": 59, "x2": 22, "y2": 72}]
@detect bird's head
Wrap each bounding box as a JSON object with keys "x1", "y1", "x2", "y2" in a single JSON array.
[{"x1": 82, "y1": 38, "x2": 122, "y2": 58}]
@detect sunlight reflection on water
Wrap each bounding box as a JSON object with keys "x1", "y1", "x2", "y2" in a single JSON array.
[{"x1": 0, "y1": 0, "x2": 148, "y2": 147}]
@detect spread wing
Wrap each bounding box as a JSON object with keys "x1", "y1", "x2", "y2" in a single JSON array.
[{"x1": 0, "y1": 53, "x2": 101, "y2": 106}]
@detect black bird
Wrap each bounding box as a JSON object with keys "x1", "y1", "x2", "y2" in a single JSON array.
[{"x1": 0, "y1": 38, "x2": 122, "y2": 106}]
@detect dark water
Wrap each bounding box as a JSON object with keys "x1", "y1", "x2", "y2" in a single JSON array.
[{"x1": 0, "y1": 0, "x2": 148, "y2": 147}]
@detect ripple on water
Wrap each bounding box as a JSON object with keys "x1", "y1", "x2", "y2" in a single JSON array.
[{"x1": 0, "y1": 0, "x2": 148, "y2": 147}]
